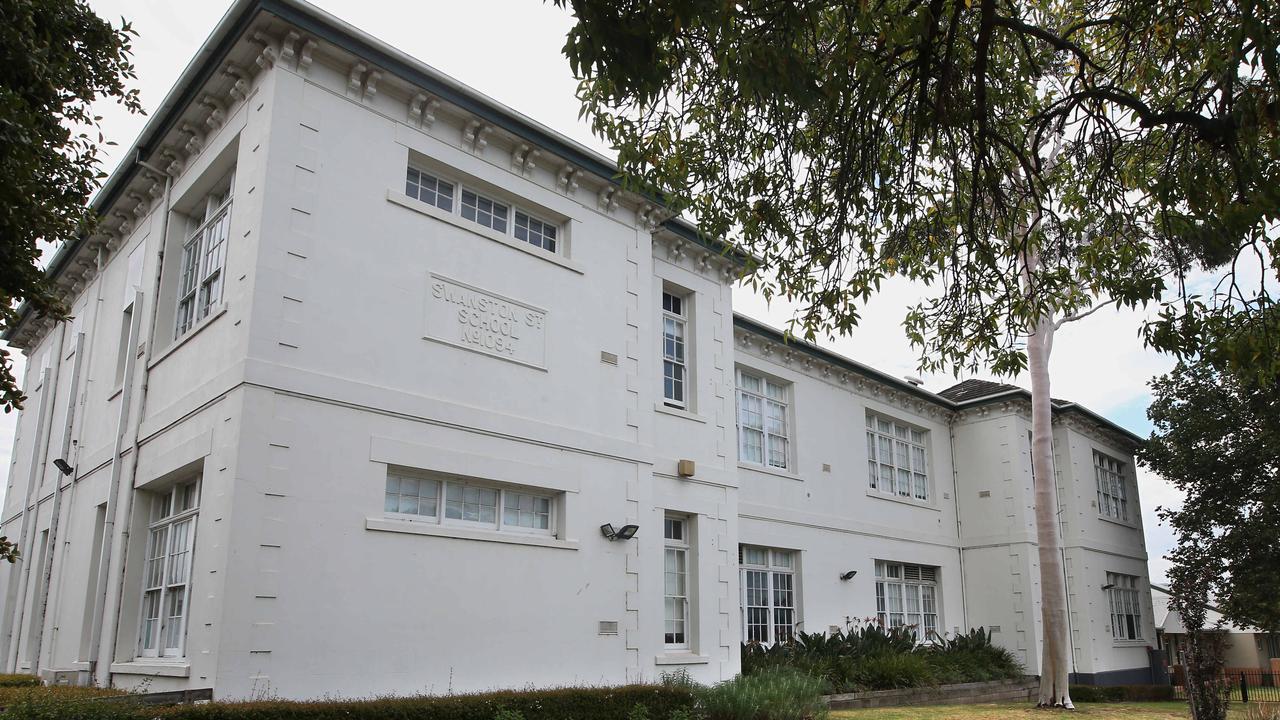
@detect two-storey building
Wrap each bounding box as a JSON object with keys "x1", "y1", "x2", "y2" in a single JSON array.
[{"x1": 0, "y1": 0, "x2": 1157, "y2": 698}]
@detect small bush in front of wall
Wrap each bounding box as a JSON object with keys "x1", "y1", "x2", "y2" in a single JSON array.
[
  {"x1": 696, "y1": 668, "x2": 828, "y2": 720},
  {"x1": 850, "y1": 653, "x2": 934, "y2": 691},
  {"x1": 0, "y1": 677, "x2": 40, "y2": 689}
]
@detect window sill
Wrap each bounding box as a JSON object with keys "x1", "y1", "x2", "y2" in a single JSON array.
[
  {"x1": 738, "y1": 463, "x2": 800, "y2": 481},
  {"x1": 1112, "y1": 640, "x2": 1148, "y2": 648},
  {"x1": 110, "y1": 661, "x2": 190, "y2": 677},
  {"x1": 865, "y1": 489, "x2": 940, "y2": 512},
  {"x1": 149, "y1": 303, "x2": 228, "y2": 370},
  {"x1": 1098, "y1": 514, "x2": 1139, "y2": 530},
  {"x1": 366, "y1": 516, "x2": 578, "y2": 550},
  {"x1": 655, "y1": 653, "x2": 710, "y2": 666},
  {"x1": 654, "y1": 403, "x2": 707, "y2": 424},
  {"x1": 387, "y1": 190, "x2": 584, "y2": 275}
]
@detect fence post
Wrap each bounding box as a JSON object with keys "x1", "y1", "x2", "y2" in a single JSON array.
[{"x1": 1241, "y1": 672, "x2": 1249, "y2": 703}]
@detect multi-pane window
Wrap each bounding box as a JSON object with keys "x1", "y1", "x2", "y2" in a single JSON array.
[
  {"x1": 461, "y1": 189, "x2": 509, "y2": 233},
  {"x1": 1095, "y1": 451, "x2": 1129, "y2": 521},
  {"x1": 737, "y1": 370, "x2": 790, "y2": 470},
  {"x1": 139, "y1": 479, "x2": 200, "y2": 658},
  {"x1": 662, "y1": 291, "x2": 688, "y2": 408},
  {"x1": 176, "y1": 170, "x2": 233, "y2": 338},
  {"x1": 383, "y1": 471, "x2": 552, "y2": 534},
  {"x1": 514, "y1": 211, "x2": 557, "y2": 252},
  {"x1": 401, "y1": 164, "x2": 563, "y2": 256},
  {"x1": 406, "y1": 167, "x2": 455, "y2": 211},
  {"x1": 866, "y1": 413, "x2": 929, "y2": 500},
  {"x1": 874, "y1": 561, "x2": 939, "y2": 642},
  {"x1": 740, "y1": 546, "x2": 796, "y2": 644},
  {"x1": 1107, "y1": 572, "x2": 1143, "y2": 641},
  {"x1": 664, "y1": 515, "x2": 691, "y2": 648}
]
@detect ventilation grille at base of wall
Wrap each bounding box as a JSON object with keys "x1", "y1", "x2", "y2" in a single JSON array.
[{"x1": 598, "y1": 620, "x2": 619, "y2": 635}]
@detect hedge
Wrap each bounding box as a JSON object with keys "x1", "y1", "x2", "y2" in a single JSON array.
[
  {"x1": 0, "y1": 678, "x2": 38, "y2": 690},
  {"x1": 140, "y1": 685, "x2": 697, "y2": 720},
  {"x1": 1068, "y1": 684, "x2": 1175, "y2": 703}
]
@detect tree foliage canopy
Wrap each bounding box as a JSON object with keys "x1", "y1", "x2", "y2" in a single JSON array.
[
  {"x1": 558, "y1": 0, "x2": 1278, "y2": 379},
  {"x1": 0, "y1": 0, "x2": 141, "y2": 412},
  {"x1": 1140, "y1": 357, "x2": 1280, "y2": 632}
]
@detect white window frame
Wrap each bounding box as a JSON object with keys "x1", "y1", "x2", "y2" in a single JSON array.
[
  {"x1": 1107, "y1": 572, "x2": 1143, "y2": 641},
  {"x1": 137, "y1": 479, "x2": 200, "y2": 659},
  {"x1": 866, "y1": 413, "x2": 930, "y2": 500},
  {"x1": 874, "y1": 561, "x2": 939, "y2": 643},
  {"x1": 737, "y1": 369, "x2": 790, "y2": 470},
  {"x1": 1094, "y1": 451, "x2": 1129, "y2": 521},
  {"x1": 404, "y1": 163, "x2": 561, "y2": 255},
  {"x1": 662, "y1": 290, "x2": 689, "y2": 409},
  {"x1": 740, "y1": 546, "x2": 797, "y2": 644},
  {"x1": 175, "y1": 172, "x2": 233, "y2": 339},
  {"x1": 383, "y1": 470, "x2": 555, "y2": 537},
  {"x1": 664, "y1": 515, "x2": 692, "y2": 650}
]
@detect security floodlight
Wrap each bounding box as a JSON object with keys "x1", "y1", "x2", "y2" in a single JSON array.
[
  {"x1": 840, "y1": 570, "x2": 857, "y2": 581},
  {"x1": 1101, "y1": 583, "x2": 1116, "y2": 591},
  {"x1": 52, "y1": 459, "x2": 74, "y2": 477},
  {"x1": 600, "y1": 523, "x2": 639, "y2": 541}
]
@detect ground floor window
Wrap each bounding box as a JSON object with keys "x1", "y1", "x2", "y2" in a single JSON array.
[
  {"x1": 664, "y1": 515, "x2": 692, "y2": 649},
  {"x1": 1107, "y1": 572, "x2": 1143, "y2": 641},
  {"x1": 138, "y1": 479, "x2": 200, "y2": 658},
  {"x1": 740, "y1": 546, "x2": 797, "y2": 644},
  {"x1": 875, "y1": 561, "x2": 939, "y2": 642},
  {"x1": 384, "y1": 470, "x2": 554, "y2": 535}
]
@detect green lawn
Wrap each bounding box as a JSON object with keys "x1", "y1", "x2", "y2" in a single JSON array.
[{"x1": 831, "y1": 701, "x2": 1278, "y2": 719}]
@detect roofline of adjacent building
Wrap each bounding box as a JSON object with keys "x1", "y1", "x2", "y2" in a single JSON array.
[
  {"x1": 732, "y1": 313, "x2": 1145, "y2": 447},
  {"x1": 3, "y1": 0, "x2": 744, "y2": 343}
]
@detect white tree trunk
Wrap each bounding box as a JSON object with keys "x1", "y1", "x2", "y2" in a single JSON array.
[{"x1": 1028, "y1": 313, "x2": 1074, "y2": 708}]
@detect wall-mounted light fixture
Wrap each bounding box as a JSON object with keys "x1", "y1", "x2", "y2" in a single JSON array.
[
  {"x1": 600, "y1": 523, "x2": 639, "y2": 541},
  {"x1": 839, "y1": 570, "x2": 858, "y2": 581},
  {"x1": 1101, "y1": 583, "x2": 1116, "y2": 591},
  {"x1": 52, "y1": 459, "x2": 74, "y2": 477}
]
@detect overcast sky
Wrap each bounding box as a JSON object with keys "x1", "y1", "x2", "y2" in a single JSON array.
[{"x1": 0, "y1": 0, "x2": 1184, "y2": 583}]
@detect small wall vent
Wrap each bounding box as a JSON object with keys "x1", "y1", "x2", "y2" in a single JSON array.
[
  {"x1": 600, "y1": 351, "x2": 619, "y2": 365},
  {"x1": 598, "y1": 620, "x2": 619, "y2": 635},
  {"x1": 978, "y1": 490, "x2": 992, "y2": 498}
]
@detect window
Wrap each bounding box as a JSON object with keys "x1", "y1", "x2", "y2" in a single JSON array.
[
  {"x1": 383, "y1": 470, "x2": 553, "y2": 534},
  {"x1": 138, "y1": 479, "x2": 200, "y2": 658},
  {"x1": 867, "y1": 413, "x2": 929, "y2": 500},
  {"x1": 662, "y1": 291, "x2": 688, "y2": 408},
  {"x1": 1095, "y1": 451, "x2": 1128, "y2": 521},
  {"x1": 874, "y1": 561, "x2": 939, "y2": 642},
  {"x1": 737, "y1": 370, "x2": 790, "y2": 470},
  {"x1": 740, "y1": 546, "x2": 796, "y2": 644},
  {"x1": 406, "y1": 167, "x2": 454, "y2": 211},
  {"x1": 1107, "y1": 572, "x2": 1142, "y2": 641},
  {"x1": 403, "y1": 163, "x2": 564, "y2": 256},
  {"x1": 176, "y1": 170, "x2": 233, "y2": 338},
  {"x1": 515, "y1": 211, "x2": 557, "y2": 252},
  {"x1": 664, "y1": 515, "x2": 691, "y2": 649}
]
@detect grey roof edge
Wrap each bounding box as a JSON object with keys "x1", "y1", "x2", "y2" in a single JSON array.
[
  {"x1": 3, "y1": 0, "x2": 743, "y2": 342},
  {"x1": 732, "y1": 313, "x2": 1146, "y2": 447}
]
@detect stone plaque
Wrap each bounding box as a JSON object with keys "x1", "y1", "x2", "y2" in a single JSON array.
[{"x1": 424, "y1": 273, "x2": 547, "y2": 368}]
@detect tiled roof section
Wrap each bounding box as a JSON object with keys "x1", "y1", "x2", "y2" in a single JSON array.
[{"x1": 937, "y1": 379, "x2": 1020, "y2": 402}]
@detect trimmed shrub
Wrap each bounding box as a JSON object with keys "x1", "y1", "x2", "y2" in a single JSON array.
[
  {"x1": 0, "y1": 677, "x2": 39, "y2": 689},
  {"x1": 850, "y1": 653, "x2": 934, "y2": 691},
  {"x1": 697, "y1": 669, "x2": 827, "y2": 720},
  {"x1": 0, "y1": 686, "x2": 127, "y2": 710},
  {"x1": 0, "y1": 694, "x2": 140, "y2": 720},
  {"x1": 1067, "y1": 684, "x2": 1175, "y2": 703},
  {"x1": 147, "y1": 685, "x2": 696, "y2": 720}
]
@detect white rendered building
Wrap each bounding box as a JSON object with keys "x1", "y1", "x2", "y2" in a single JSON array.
[{"x1": 0, "y1": 0, "x2": 1157, "y2": 698}]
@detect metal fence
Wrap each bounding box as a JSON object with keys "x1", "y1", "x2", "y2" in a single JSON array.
[{"x1": 1172, "y1": 670, "x2": 1280, "y2": 703}]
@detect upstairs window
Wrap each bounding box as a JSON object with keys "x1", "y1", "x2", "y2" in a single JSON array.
[
  {"x1": 1107, "y1": 572, "x2": 1143, "y2": 640},
  {"x1": 737, "y1": 370, "x2": 790, "y2": 470},
  {"x1": 176, "y1": 170, "x2": 233, "y2": 338},
  {"x1": 662, "y1": 291, "x2": 688, "y2": 408},
  {"x1": 406, "y1": 167, "x2": 454, "y2": 211},
  {"x1": 1094, "y1": 451, "x2": 1129, "y2": 521},
  {"x1": 461, "y1": 189, "x2": 509, "y2": 232},
  {"x1": 515, "y1": 211, "x2": 557, "y2": 252},
  {"x1": 874, "y1": 561, "x2": 939, "y2": 642},
  {"x1": 867, "y1": 413, "x2": 929, "y2": 500}
]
